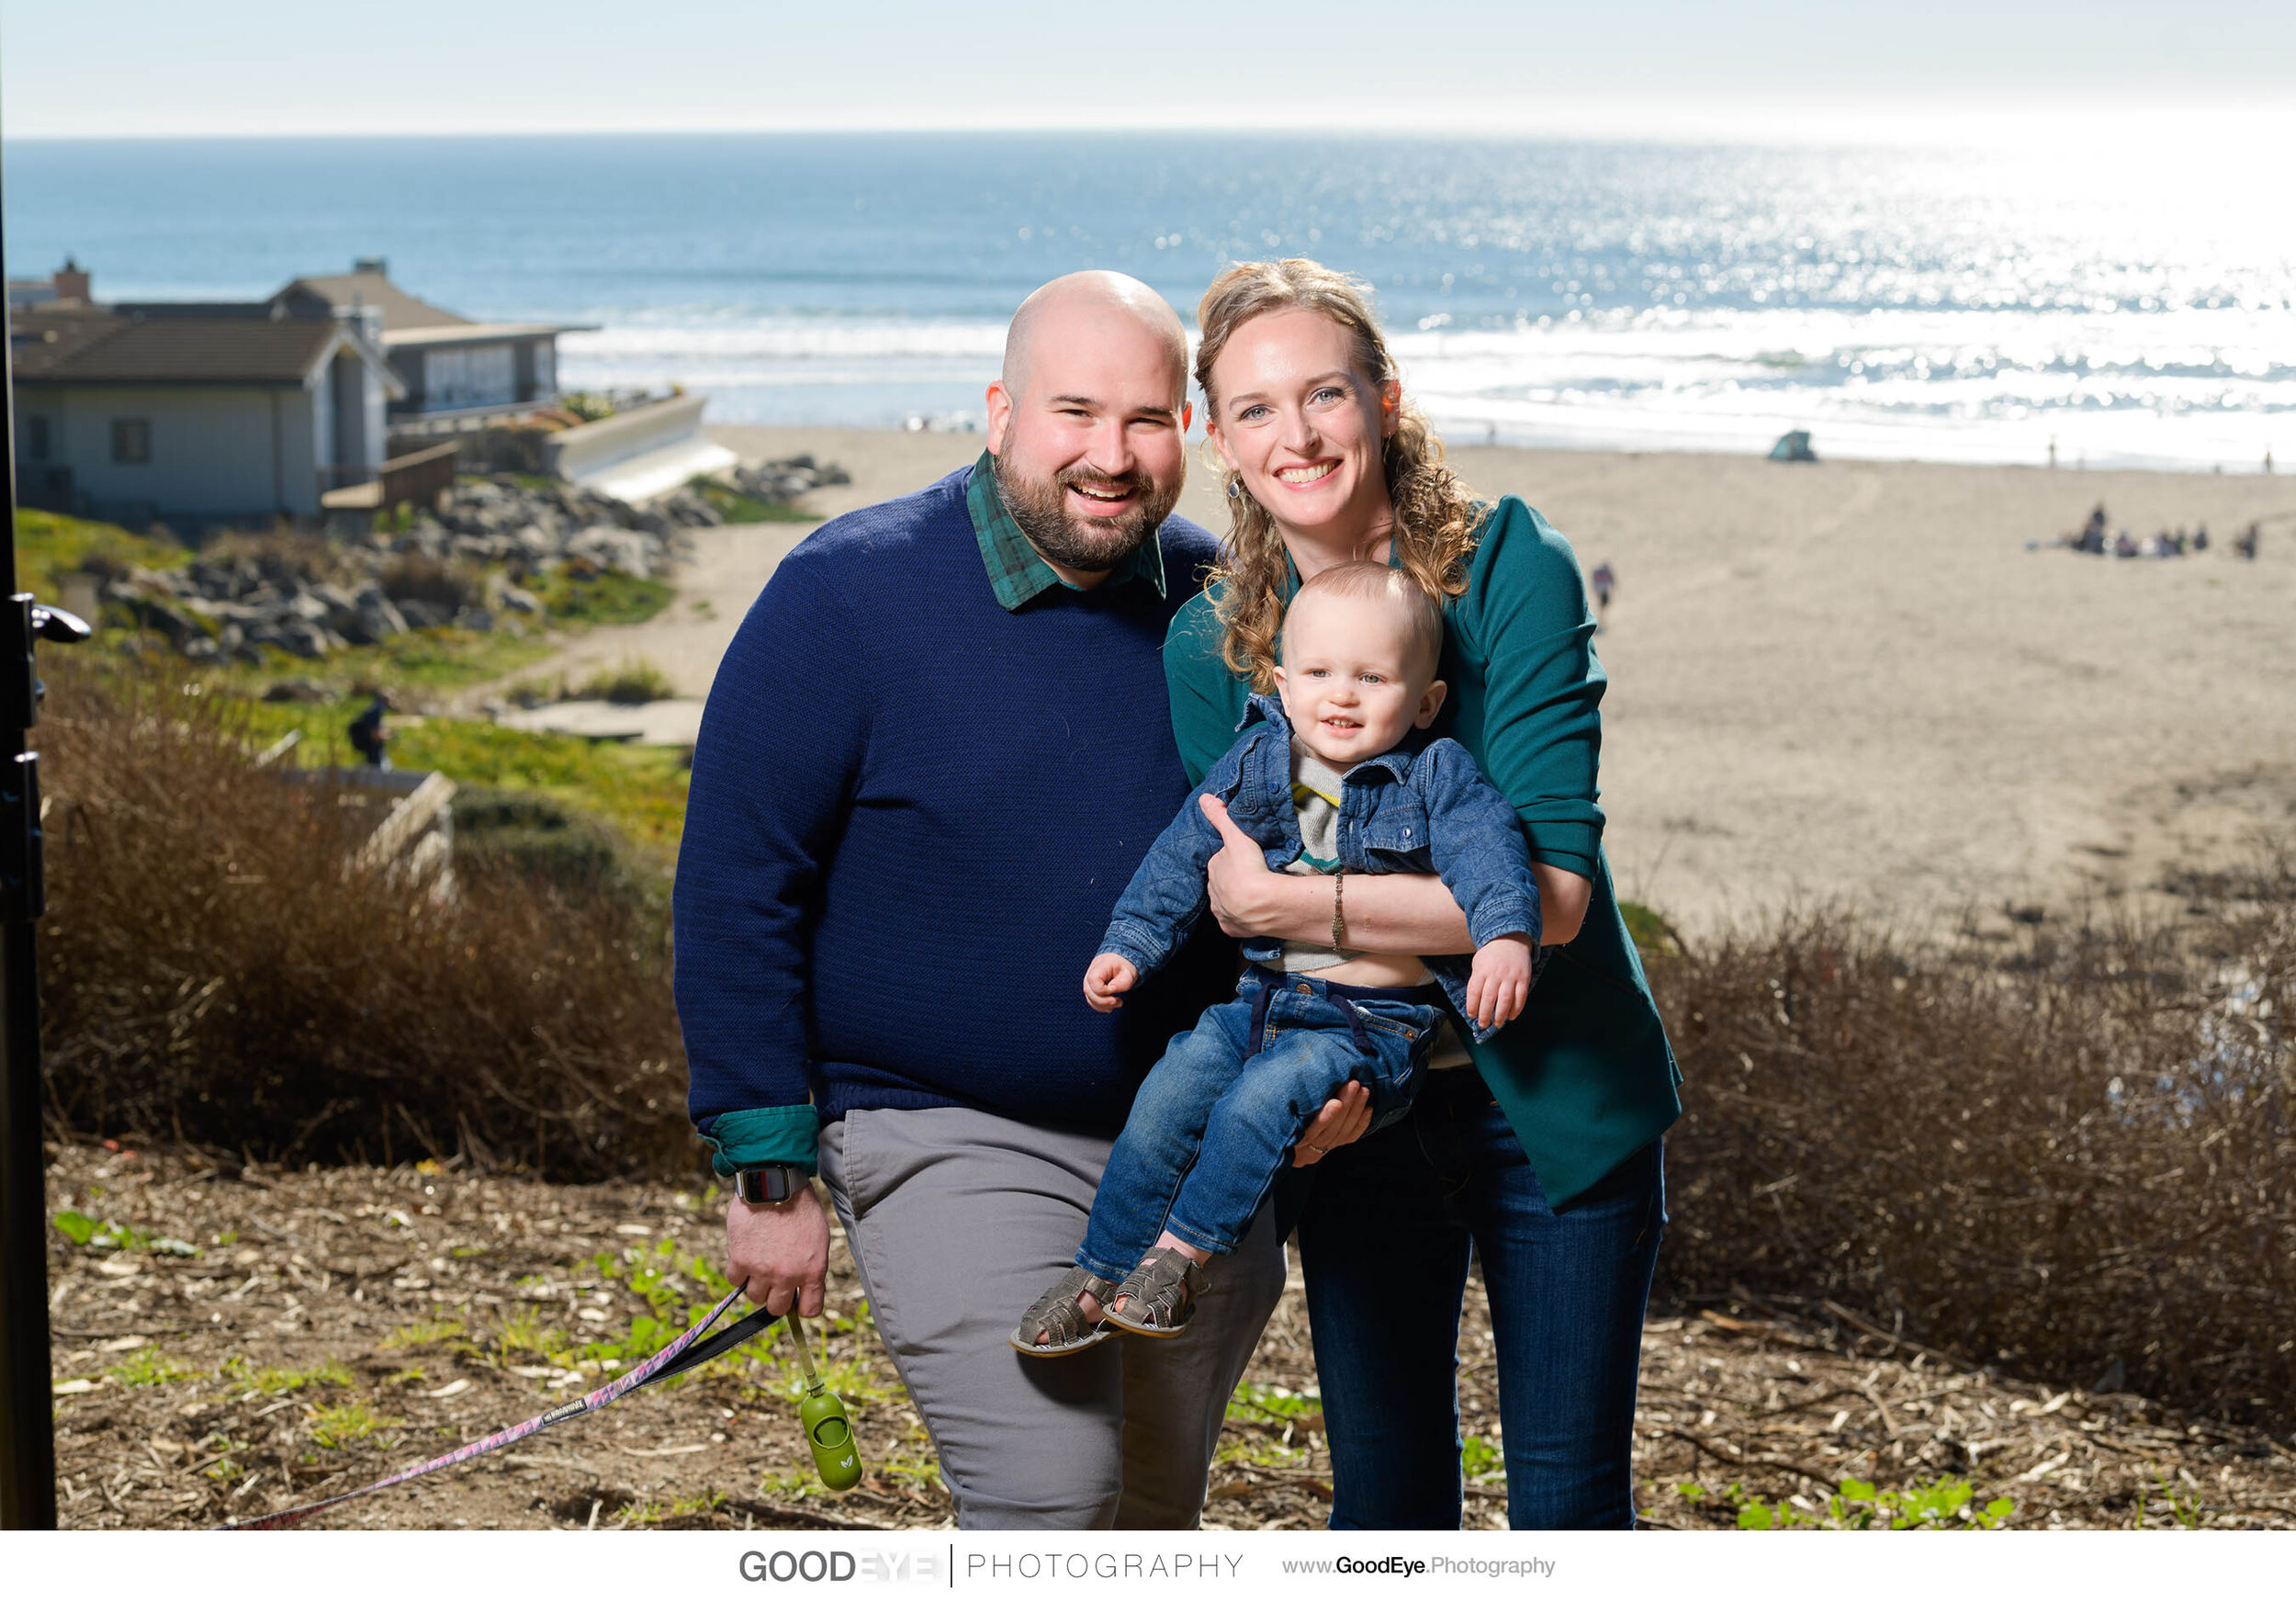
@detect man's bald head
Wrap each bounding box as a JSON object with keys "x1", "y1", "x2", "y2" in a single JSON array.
[
  {"x1": 1001, "y1": 271, "x2": 1188, "y2": 405},
  {"x1": 982, "y1": 272, "x2": 1192, "y2": 587}
]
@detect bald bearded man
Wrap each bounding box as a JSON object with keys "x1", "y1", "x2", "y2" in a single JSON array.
[{"x1": 673, "y1": 273, "x2": 1288, "y2": 1528}]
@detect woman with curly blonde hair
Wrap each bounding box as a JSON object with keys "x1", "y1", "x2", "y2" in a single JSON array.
[{"x1": 1163, "y1": 259, "x2": 1680, "y2": 1529}]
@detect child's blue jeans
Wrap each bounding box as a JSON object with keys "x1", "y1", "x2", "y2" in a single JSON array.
[{"x1": 1075, "y1": 968, "x2": 1446, "y2": 1283}]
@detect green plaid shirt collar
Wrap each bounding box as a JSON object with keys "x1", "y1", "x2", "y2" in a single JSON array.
[{"x1": 965, "y1": 450, "x2": 1166, "y2": 612}]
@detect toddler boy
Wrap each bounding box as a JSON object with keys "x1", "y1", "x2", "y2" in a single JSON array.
[{"x1": 1013, "y1": 561, "x2": 1544, "y2": 1353}]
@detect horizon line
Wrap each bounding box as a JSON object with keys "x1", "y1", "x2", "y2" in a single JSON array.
[{"x1": 8, "y1": 102, "x2": 2291, "y2": 150}]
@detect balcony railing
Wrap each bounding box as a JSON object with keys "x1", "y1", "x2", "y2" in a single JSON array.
[{"x1": 315, "y1": 442, "x2": 461, "y2": 513}]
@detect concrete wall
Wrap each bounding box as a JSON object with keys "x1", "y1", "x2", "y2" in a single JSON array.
[
  {"x1": 544, "y1": 393, "x2": 736, "y2": 502},
  {"x1": 20, "y1": 383, "x2": 323, "y2": 520}
]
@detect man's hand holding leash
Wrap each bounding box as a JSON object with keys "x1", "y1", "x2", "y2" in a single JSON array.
[{"x1": 727, "y1": 1184, "x2": 828, "y2": 1318}]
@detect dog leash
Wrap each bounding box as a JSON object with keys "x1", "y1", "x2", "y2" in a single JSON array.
[{"x1": 219, "y1": 1289, "x2": 785, "y2": 1530}]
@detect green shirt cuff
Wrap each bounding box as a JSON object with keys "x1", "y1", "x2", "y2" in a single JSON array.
[
  {"x1": 701, "y1": 1105, "x2": 820, "y2": 1177},
  {"x1": 1522, "y1": 818, "x2": 1600, "y2": 881}
]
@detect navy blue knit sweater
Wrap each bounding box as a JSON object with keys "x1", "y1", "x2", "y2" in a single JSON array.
[{"x1": 674, "y1": 465, "x2": 1231, "y2": 1172}]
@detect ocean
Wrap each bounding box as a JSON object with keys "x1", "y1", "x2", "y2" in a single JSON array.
[{"x1": 6, "y1": 131, "x2": 2290, "y2": 471}]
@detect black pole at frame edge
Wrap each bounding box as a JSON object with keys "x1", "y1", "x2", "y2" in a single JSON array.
[{"x1": 0, "y1": 152, "x2": 62, "y2": 1531}]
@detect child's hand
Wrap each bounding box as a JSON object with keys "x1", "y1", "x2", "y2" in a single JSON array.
[
  {"x1": 1466, "y1": 934, "x2": 1535, "y2": 1030},
  {"x1": 1084, "y1": 953, "x2": 1139, "y2": 1013}
]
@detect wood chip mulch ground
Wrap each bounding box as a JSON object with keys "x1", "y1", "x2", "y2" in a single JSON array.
[{"x1": 41, "y1": 1144, "x2": 2296, "y2": 1531}]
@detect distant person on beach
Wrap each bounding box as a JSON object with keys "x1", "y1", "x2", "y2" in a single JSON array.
[
  {"x1": 1167, "y1": 259, "x2": 1674, "y2": 1529},
  {"x1": 2115, "y1": 530, "x2": 2139, "y2": 559},
  {"x1": 1589, "y1": 559, "x2": 1617, "y2": 623},
  {"x1": 2234, "y1": 522, "x2": 2261, "y2": 560},
  {"x1": 347, "y1": 692, "x2": 391, "y2": 769},
  {"x1": 675, "y1": 271, "x2": 1279, "y2": 1529},
  {"x1": 2194, "y1": 524, "x2": 2210, "y2": 552}
]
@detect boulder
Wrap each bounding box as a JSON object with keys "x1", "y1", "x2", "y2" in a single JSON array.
[
  {"x1": 343, "y1": 587, "x2": 410, "y2": 647},
  {"x1": 395, "y1": 597, "x2": 455, "y2": 631},
  {"x1": 274, "y1": 618, "x2": 332, "y2": 660}
]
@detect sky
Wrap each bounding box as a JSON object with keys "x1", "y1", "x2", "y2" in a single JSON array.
[{"x1": 4, "y1": 0, "x2": 2292, "y2": 142}]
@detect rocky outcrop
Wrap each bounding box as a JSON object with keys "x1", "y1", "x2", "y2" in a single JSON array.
[{"x1": 105, "y1": 459, "x2": 838, "y2": 665}]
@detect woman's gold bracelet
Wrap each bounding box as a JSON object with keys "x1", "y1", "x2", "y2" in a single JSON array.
[{"x1": 1331, "y1": 867, "x2": 1347, "y2": 953}]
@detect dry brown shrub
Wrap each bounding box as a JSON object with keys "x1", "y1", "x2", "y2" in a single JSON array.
[
  {"x1": 35, "y1": 658, "x2": 690, "y2": 1179},
  {"x1": 1653, "y1": 884, "x2": 2296, "y2": 1427}
]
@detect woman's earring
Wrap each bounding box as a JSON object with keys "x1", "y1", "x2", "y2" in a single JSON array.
[{"x1": 1226, "y1": 478, "x2": 1242, "y2": 499}]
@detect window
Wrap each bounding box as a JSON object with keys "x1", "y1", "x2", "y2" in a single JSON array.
[
  {"x1": 425, "y1": 344, "x2": 515, "y2": 410},
  {"x1": 26, "y1": 416, "x2": 49, "y2": 461},
  {"x1": 110, "y1": 418, "x2": 151, "y2": 464}
]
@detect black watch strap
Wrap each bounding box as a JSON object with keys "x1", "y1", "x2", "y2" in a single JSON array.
[{"x1": 735, "y1": 1165, "x2": 806, "y2": 1205}]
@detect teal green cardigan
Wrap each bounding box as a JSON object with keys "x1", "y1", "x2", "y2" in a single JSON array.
[{"x1": 1163, "y1": 496, "x2": 1681, "y2": 1206}]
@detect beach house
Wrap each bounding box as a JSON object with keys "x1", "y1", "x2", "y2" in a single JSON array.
[
  {"x1": 272, "y1": 259, "x2": 592, "y2": 433},
  {"x1": 10, "y1": 273, "x2": 403, "y2": 525}
]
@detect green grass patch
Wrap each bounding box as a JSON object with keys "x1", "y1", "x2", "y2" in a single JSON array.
[
  {"x1": 244, "y1": 702, "x2": 691, "y2": 853},
  {"x1": 492, "y1": 1307, "x2": 579, "y2": 1367},
  {"x1": 573, "y1": 657, "x2": 674, "y2": 705},
  {"x1": 224, "y1": 1356, "x2": 355, "y2": 1396},
  {"x1": 532, "y1": 567, "x2": 673, "y2": 627},
  {"x1": 378, "y1": 1316, "x2": 467, "y2": 1351},
  {"x1": 107, "y1": 1348, "x2": 197, "y2": 1388},
  {"x1": 1618, "y1": 899, "x2": 1685, "y2": 958},
  {"x1": 14, "y1": 507, "x2": 188, "y2": 594},
  {"x1": 558, "y1": 391, "x2": 617, "y2": 423},
  {"x1": 186, "y1": 626, "x2": 559, "y2": 699},
  {"x1": 694, "y1": 479, "x2": 819, "y2": 525},
  {"x1": 51, "y1": 1210, "x2": 199, "y2": 1256},
  {"x1": 1711, "y1": 1475, "x2": 2015, "y2": 1530},
  {"x1": 1225, "y1": 1382, "x2": 1321, "y2": 1426},
  {"x1": 580, "y1": 1239, "x2": 750, "y2": 1376},
  {"x1": 308, "y1": 1400, "x2": 398, "y2": 1450}
]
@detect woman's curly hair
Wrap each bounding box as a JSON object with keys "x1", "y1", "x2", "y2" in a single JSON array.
[{"x1": 1195, "y1": 259, "x2": 1482, "y2": 692}]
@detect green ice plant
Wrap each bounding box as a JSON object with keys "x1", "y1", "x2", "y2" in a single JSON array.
[
  {"x1": 309, "y1": 1400, "x2": 399, "y2": 1450},
  {"x1": 1728, "y1": 1476, "x2": 2014, "y2": 1530},
  {"x1": 107, "y1": 1348, "x2": 197, "y2": 1388},
  {"x1": 52, "y1": 1210, "x2": 198, "y2": 1257}
]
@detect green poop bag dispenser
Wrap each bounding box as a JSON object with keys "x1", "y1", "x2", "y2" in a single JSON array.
[{"x1": 787, "y1": 1314, "x2": 862, "y2": 1490}]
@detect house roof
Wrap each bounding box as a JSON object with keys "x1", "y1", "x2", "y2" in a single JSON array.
[
  {"x1": 278, "y1": 271, "x2": 470, "y2": 331},
  {"x1": 381, "y1": 321, "x2": 577, "y2": 349},
  {"x1": 275, "y1": 271, "x2": 594, "y2": 346},
  {"x1": 10, "y1": 305, "x2": 405, "y2": 395}
]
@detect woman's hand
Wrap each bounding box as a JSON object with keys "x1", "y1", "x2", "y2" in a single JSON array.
[
  {"x1": 1199, "y1": 795, "x2": 1294, "y2": 938},
  {"x1": 1290, "y1": 1080, "x2": 1373, "y2": 1168}
]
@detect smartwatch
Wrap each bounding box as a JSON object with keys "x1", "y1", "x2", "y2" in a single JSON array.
[{"x1": 735, "y1": 1165, "x2": 808, "y2": 1206}]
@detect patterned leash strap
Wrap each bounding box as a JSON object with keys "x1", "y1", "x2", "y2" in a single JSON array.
[{"x1": 219, "y1": 1288, "x2": 781, "y2": 1530}]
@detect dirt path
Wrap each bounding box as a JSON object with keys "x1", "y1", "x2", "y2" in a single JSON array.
[
  {"x1": 45, "y1": 1144, "x2": 2296, "y2": 1530},
  {"x1": 448, "y1": 430, "x2": 982, "y2": 713}
]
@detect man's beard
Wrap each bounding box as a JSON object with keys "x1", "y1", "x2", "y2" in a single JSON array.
[{"x1": 992, "y1": 456, "x2": 1181, "y2": 574}]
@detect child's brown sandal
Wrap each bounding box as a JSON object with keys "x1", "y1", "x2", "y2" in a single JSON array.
[
  {"x1": 1009, "y1": 1267, "x2": 1119, "y2": 1357},
  {"x1": 1099, "y1": 1247, "x2": 1203, "y2": 1339}
]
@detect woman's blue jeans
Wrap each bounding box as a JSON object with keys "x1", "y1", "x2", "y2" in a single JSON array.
[{"x1": 1296, "y1": 1069, "x2": 1664, "y2": 1529}]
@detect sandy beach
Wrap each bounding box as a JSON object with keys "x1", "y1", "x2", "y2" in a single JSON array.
[{"x1": 636, "y1": 426, "x2": 2296, "y2": 936}]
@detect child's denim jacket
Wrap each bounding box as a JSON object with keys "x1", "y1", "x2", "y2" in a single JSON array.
[{"x1": 1098, "y1": 695, "x2": 1541, "y2": 1043}]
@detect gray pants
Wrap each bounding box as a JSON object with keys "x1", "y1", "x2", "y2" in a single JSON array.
[{"x1": 818, "y1": 1104, "x2": 1287, "y2": 1529}]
